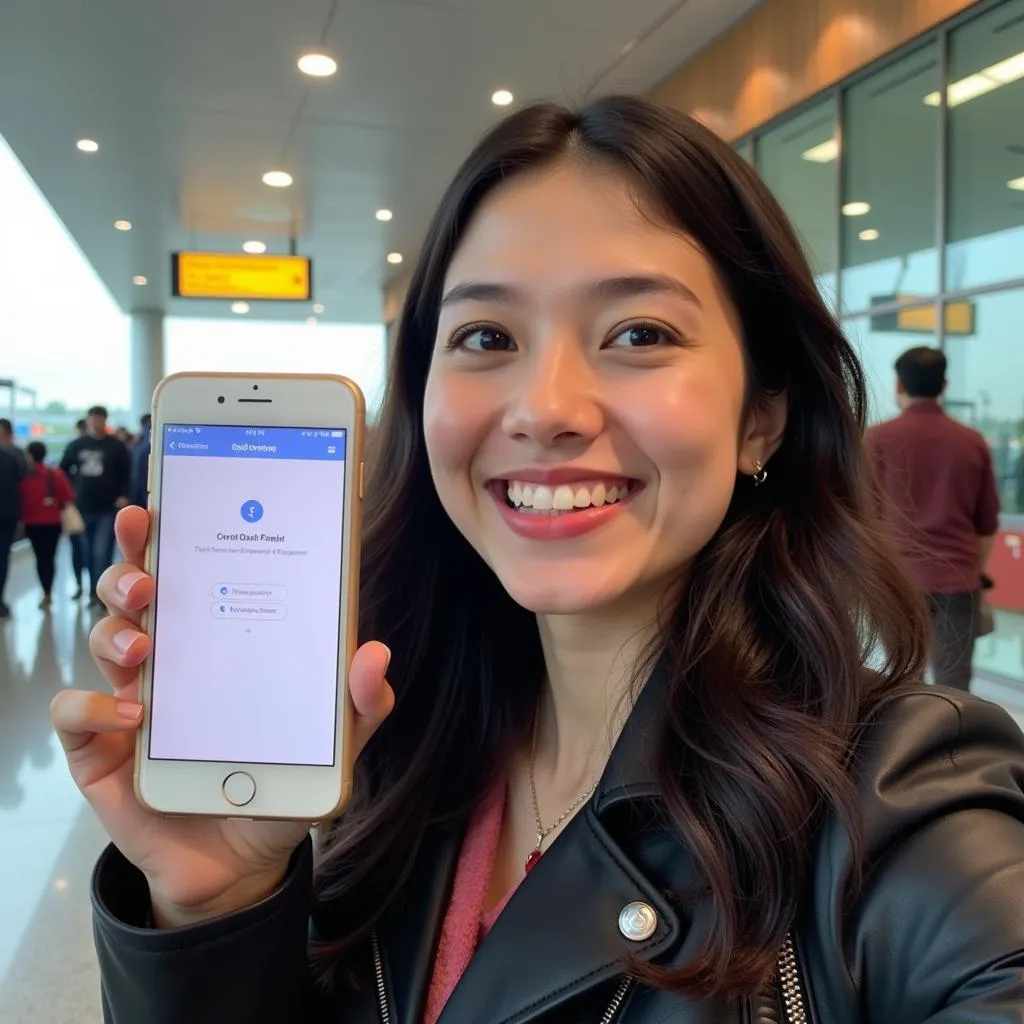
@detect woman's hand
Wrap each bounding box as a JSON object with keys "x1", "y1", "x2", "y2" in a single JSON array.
[{"x1": 50, "y1": 505, "x2": 394, "y2": 927}]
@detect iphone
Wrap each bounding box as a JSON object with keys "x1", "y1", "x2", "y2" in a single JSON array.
[{"x1": 134, "y1": 372, "x2": 364, "y2": 819}]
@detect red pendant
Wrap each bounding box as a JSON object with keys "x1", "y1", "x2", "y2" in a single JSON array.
[{"x1": 524, "y1": 848, "x2": 542, "y2": 873}]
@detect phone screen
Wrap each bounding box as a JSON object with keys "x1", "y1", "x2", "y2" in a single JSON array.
[{"x1": 148, "y1": 423, "x2": 348, "y2": 766}]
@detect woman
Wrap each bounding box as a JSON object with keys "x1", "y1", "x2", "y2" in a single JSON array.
[
  {"x1": 52, "y1": 97, "x2": 1024, "y2": 1022},
  {"x1": 21, "y1": 440, "x2": 75, "y2": 609}
]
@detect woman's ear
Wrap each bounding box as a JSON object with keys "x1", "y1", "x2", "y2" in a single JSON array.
[{"x1": 738, "y1": 391, "x2": 787, "y2": 477}]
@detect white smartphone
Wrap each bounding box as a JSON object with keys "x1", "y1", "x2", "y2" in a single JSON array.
[{"x1": 135, "y1": 372, "x2": 365, "y2": 819}]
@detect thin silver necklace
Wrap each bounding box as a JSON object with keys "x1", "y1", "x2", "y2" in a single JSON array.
[{"x1": 524, "y1": 710, "x2": 599, "y2": 874}]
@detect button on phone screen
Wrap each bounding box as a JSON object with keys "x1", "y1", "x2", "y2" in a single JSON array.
[{"x1": 148, "y1": 424, "x2": 347, "y2": 766}]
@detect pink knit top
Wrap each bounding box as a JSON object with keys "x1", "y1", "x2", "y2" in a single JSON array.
[{"x1": 424, "y1": 780, "x2": 517, "y2": 1024}]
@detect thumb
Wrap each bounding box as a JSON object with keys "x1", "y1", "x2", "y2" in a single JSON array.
[{"x1": 348, "y1": 641, "x2": 395, "y2": 760}]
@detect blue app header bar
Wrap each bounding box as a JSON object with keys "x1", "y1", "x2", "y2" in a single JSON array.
[{"x1": 162, "y1": 424, "x2": 346, "y2": 461}]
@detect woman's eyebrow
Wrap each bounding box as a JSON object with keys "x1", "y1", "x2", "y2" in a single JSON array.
[{"x1": 439, "y1": 274, "x2": 702, "y2": 310}]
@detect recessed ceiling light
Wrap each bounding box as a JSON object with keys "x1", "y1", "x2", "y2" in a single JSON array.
[
  {"x1": 297, "y1": 53, "x2": 338, "y2": 77},
  {"x1": 232, "y1": 301, "x2": 250, "y2": 314},
  {"x1": 1009, "y1": 176, "x2": 1024, "y2": 191},
  {"x1": 242, "y1": 240, "x2": 267, "y2": 254},
  {"x1": 375, "y1": 208, "x2": 393, "y2": 222},
  {"x1": 842, "y1": 201, "x2": 871, "y2": 217},
  {"x1": 491, "y1": 89, "x2": 514, "y2": 106},
  {"x1": 802, "y1": 139, "x2": 839, "y2": 164},
  {"x1": 306, "y1": 317, "x2": 318, "y2": 326},
  {"x1": 132, "y1": 275, "x2": 148, "y2": 286},
  {"x1": 262, "y1": 170, "x2": 293, "y2": 188},
  {"x1": 313, "y1": 303, "x2": 325, "y2": 314},
  {"x1": 859, "y1": 228, "x2": 880, "y2": 241},
  {"x1": 386, "y1": 252, "x2": 403, "y2": 265},
  {"x1": 114, "y1": 220, "x2": 132, "y2": 231},
  {"x1": 76, "y1": 139, "x2": 99, "y2": 153}
]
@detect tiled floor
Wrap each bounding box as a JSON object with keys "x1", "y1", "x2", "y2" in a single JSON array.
[{"x1": 1, "y1": 541, "x2": 1024, "y2": 1023}]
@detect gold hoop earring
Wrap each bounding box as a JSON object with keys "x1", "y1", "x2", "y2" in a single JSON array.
[{"x1": 753, "y1": 460, "x2": 768, "y2": 487}]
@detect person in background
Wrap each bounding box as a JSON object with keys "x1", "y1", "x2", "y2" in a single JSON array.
[
  {"x1": 68, "y1": 418, "x2": 89, "y2": 598},
  {"x1": 130, "y1": 413, "x2": 151, "y2": 509},
  {"x1": 0, "y1": 443, "x2": 22, "y2": 618},
  {"x1": 0, "y1": 417, "x2": 28, "y2": 476},
  {"x1": 20, "y1": 441, "x2": 75, "y2": 609},
  {"x1": 60, "y1": 405, "x2": 131, "y2": 608},
  {"x1": 114, "y1": 425, "x2": 134, "y2": 448},
  {"x1": 867, "y1": 346, "x2": 1000, "y2": 691}
]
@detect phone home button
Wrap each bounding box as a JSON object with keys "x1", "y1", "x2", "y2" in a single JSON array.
[{"x1": 222, "y1": 771, "x2": 256, "y2": 807}]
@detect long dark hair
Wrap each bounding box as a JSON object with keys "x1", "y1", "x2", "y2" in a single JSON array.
[{"x1": 313, "y1": 96, "x2": 928, "y2": 998}]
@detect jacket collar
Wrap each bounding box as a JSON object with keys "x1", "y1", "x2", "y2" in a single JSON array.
[{"x1": 593, "y1": 655, "x2": 667, "y2": 813}]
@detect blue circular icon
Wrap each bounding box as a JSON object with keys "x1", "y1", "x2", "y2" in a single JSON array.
[
  {"x1": 241, "y1": 500, "x2": 264, "y2": 523},
  {"x1": 220, "y1": 586, "x2": 229, "y2": 596}
]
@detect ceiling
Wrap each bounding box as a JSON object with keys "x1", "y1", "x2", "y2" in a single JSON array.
[{"x1": 0, "y1": 0, "x2": 762, "y2": 325}]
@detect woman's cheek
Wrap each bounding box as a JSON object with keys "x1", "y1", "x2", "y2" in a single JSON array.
[{"x1": 423, "y1": 374, "x2": 489, "y2": 483}]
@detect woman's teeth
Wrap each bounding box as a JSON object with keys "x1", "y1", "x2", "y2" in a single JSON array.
[{"x1": 505, "y1": 480, "x2": 632, "y2": 513}]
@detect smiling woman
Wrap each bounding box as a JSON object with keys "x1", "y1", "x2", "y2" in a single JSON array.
[{"x1": 60, "y1": 96, "x2": 1024, "y2": 1024}]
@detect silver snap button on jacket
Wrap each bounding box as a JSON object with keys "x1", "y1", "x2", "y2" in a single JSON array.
[{"x1": 618, "y1": 901, "x2": 658, "y2": 941}]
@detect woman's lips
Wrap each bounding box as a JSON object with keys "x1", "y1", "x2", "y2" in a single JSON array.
[{"x1": 487, "y1": 479, "x2": 642, "y2": 541}]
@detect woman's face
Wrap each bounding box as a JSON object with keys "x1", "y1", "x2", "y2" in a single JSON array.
[{"x1": 423, "y1": 160, "x2": 783, "y2": 616}]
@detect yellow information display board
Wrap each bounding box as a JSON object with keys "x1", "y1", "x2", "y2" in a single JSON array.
[{"x1": 172, "y1": 252, "x2": 312, "y2": 301}]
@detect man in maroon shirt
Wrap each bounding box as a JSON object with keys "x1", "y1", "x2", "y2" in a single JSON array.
[{"x1": 866, "y1": 346, "x2": 1000, "y2": 691}]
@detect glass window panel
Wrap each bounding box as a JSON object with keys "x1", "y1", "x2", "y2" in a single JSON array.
[
  {"x1": 843, "y1": 315, "x2": 935, "y2": 426},
  {"x1": 943, "y1": 289, "x2": 1024, "y2": 517},
  {"x1": 165, "y1": 319, "x2": 388, "y2": 422},
  {"x1": 947, "y1": 0, "x2": 1024, "y2": 292},
  {"x1": 756, "y1": 97, "x2": 837, "y2": 308},
  {"x1": 840, "y1": 43, "x2": 940, "y2": 314},
  {"x1": 0, "y1": 132, "x2": 129, "y2": 457},
  {"x1": 940, "y1": 289, "x2": 1024, "y2": 686}
]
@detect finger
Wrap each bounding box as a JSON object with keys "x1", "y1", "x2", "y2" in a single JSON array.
[
  {"x1": 114, "y1": 505, "x2": 151, "y2": 567},
  {"x1": 348, "y1": 641, "x2": 395, "y2": 758},
  {"x1": 51, "y1": 688, "x2": 143, "y2": 755},
  {"x1": 97, "y1": 563, "x2": 154, "y2": 624},
  {"x1": 89, "y1": 617, "x2": 151, "y2": 694}
]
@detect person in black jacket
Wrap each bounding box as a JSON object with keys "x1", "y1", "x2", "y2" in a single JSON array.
[
  {"x1": 129, "y1": 414, "x2": 151, "y2": 509},
  {"x1": 52, "y1": 97, "x2": 1024, "y2": 1024},
  {"x1": 0, "y1": 443, "x2": 23, "y2": 617},
  {"x1": 59, "y1": 405, "x2": 130, "y2": 608}
]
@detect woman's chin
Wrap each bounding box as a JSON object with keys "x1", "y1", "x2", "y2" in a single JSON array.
[{"x1": 497, "y1": 574, "x2": 626, "y2": 617}]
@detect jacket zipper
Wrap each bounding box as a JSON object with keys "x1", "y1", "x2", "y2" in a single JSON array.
[
  {"x1": 599, "y1": 977, "x2": 634, "y2": 1023},
  {"x1": 371, "y1": 932, "x2": 392, "y2": 1024},
  {"x1": 774, "y1": 933, "x2": 808, "y2": 1024},
  {"x1": 371, "y1": 931, "x2": 806, "y2": 1024}
]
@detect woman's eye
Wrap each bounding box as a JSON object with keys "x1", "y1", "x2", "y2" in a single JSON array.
[
  {"x1": 449, "y1": 326, "x2": 516, "y2": 352},
  {"x1": 607, "y1": 323, "x2": 677, "y2": 348}
]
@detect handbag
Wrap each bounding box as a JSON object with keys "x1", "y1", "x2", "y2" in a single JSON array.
[
  {"x1": 45, "y1": 468, "x2": 85, "y2": 535},
  {"x1": 61, "y1": 502, "x2": 86, "y2": 536}
]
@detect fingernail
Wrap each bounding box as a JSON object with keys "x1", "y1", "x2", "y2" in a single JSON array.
[
  {"x1": 115, "y1": 572, "x2": 146, "y2": 600},
  {"x1": 381, "y1": 645, "x2": 392, "y2": 673},
  {"x1": 116, "y1": 701, "x2": 143, "y2": 721},
  {"x1": 112, "y1": 629, "x2": 142, "y2": 655}
]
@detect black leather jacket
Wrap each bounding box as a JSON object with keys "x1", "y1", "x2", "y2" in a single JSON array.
[{"x1": 92, "y1": 686, "x2": 1024, "y2": 1023}]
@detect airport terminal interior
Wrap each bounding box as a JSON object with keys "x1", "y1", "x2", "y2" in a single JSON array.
[{"x1": 2, "y1": 0, "x2": 1024, "y2": 1019}]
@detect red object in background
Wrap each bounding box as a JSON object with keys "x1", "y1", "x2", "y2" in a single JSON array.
[{"x1": 990, "y1": 529, "x2": 1024, "y2": 613}]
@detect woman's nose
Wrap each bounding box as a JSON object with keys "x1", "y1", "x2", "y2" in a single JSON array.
[{"x1": 500, "y1": 343, "x2": 603, "y2": 447}]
